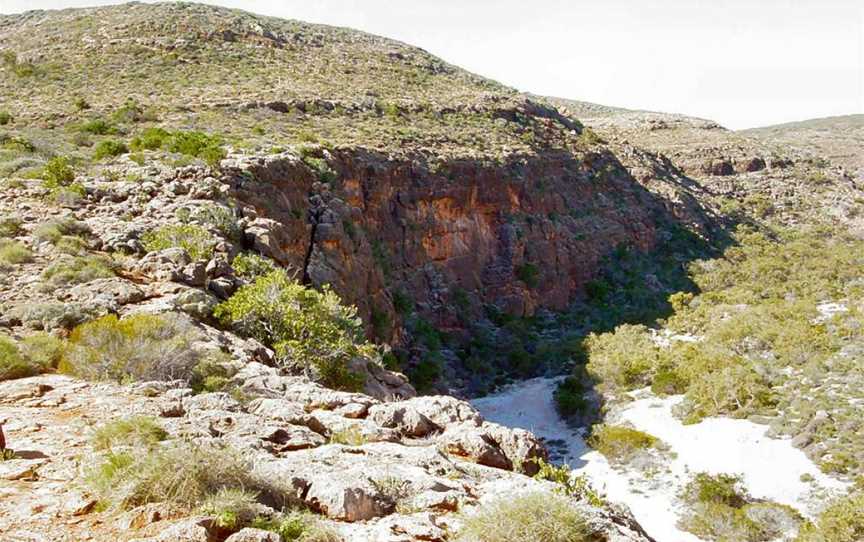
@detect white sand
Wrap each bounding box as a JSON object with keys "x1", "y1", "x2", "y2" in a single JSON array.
[{"x1": 471, "y1": 377, "x2": 848, "y2": 542}]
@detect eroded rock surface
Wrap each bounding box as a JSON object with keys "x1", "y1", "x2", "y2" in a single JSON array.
[{"x1": 0, "y1": 374, "x2": 651, "y2": 542}]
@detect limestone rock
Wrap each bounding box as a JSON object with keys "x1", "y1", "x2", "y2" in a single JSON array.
[{"x1": 225, "y1": 528, "x2": 281, "y2": 542}]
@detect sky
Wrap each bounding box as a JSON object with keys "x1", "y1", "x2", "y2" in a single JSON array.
[{"x1": 1, "y1": 0, "x2": 862, "y2": 129}]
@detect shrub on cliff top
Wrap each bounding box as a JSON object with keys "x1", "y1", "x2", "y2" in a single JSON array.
[
  {"x1": 141, "y1": 224, "x2": 215, "y2": 261},
  {"x1": 215, "y1": 269, "x2": 368, "y2": 391},
  {"x1": 92, "y1": 416, "x2": 168, "y2": 451},
  {"x1": 60, "y1": 312, "x2": 203, "y2": 382},
  {"x1": 86, "y1": 443, "x2": 264, "y2": 511}
]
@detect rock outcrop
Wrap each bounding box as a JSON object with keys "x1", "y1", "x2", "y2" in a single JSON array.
[{"x1": 0, "y1": 374, "x2": 651, "y2": 542}]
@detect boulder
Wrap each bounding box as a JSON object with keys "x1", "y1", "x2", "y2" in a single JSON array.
[
  {"x1": 367, "y1": 403, "x2": 437, "y2": 438},
  {"x1": 437, "y1": 423, "x2": 511, "y2": 470},
  {"x1": 305, "y1": 473, "x2": 388, "y2": 521},
  {"x1": 400, "y1": 396, "x2": 483, "y2": 427}
]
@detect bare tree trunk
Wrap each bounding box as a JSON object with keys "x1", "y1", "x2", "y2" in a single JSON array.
[{"x1": 0, "y1": 424, "x2": 5, "y2": 450}]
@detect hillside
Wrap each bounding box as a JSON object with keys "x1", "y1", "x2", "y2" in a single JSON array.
[
  {"x1": 743, "y1": 114, "x2": 864, "y2": 179},
  {"x1": 0, "y1": 3, "x2": 863, "y2": 542},
  {"x1": 0, "y1": 2, "x2": 728, "y2": 396}
]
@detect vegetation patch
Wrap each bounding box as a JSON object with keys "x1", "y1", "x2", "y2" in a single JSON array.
[
  {"x1": 456, "y1": 492, "x2": 593, "y2": 542},
  {"x1": 0, "y1": 335, "x2": 49, "y2": 381},
  {"x1": 215, "y1": 269, "x2": 370, "y2": 391},
  {"x1": 0, "y1": 240, "x2": 33, "y2": 266},
  {"x1": 530, "y1": 458, "x2": 604, "y2": 506},
  {"x1": 60, "y1": 312, "x2": 204, "y2": 382},
  {"x1": 93, "y1": 139, "x2": 129, "y2": 160},
  {"x1": 130, "y1": 128, "x2": 227, "y2": 166},
  {"x1": 41, "y1": 255, "x2": 114, "y2": 287},
  {"x1": 586, "y1": 424, "x2": 662, "y2": 463},
  {"x1": 231, "y1": 252, "x2": 277, "y2": 281},
  {"x1": 250, "y1": 511, "x2": 341, "y2": 542},
  {"x1": 141, "y1": 224, "x2": 215, "y2": 261},
  {"x1": 0, "y1": 216, "x2": 23, "y2": 238},
  {"x1": 796, "y1": 491, "x2": 864, "y2": 542},
  {"x1": 678, "y1": 472, "x2": 804, "y2": 542},
  {"x1": 92, "y1": 416, "x2": 168, "y2": 451},
  {"x1": 86, "y1": 442, "x2": 268, "y2": 511}
]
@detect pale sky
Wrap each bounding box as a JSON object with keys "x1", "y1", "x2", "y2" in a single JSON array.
[{"x1": 1, "y1": 0, "x2": 862, "y2": 129}]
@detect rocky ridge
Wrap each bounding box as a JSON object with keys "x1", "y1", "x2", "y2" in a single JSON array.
[{"x1": 0, "y1": 371, "x2": 652, "y2": 542}]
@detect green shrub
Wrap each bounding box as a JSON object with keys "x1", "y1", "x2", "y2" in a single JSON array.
[
  {"x1": 796, "y1": 491, "x2": 864, "y2": 542},
  {"x1": 34, "y1": 217, "x2": 90, "y2": 244},
  {"x1": 112, "y1": 98, "x2": 156, "y2": 123},
  {"x1": 680, "y1": 501, "x2": 765, "y2": 542},
  {"x1": 0, "y1": 336, "x2": 46, "y2": 381},
  {"x1": 301, "y1": 156, "x2": 337, "y2": 183},
  {"x1": 42, "y1": 156, "x2": 75, "y2": 188},
  {"x1": 92, "y1": 416, "x2": 167, "y2": 451},
  {"x1": 515, "y1": 263, "x2": 539, "y2": 288},
  {"x1": 530, "y1": 458, "x2": 604, "y2": 506},
  {"x1": 0, "y1": 240, "x2": 33, "y2": 265},
  {"x1": 0, "y1": 134, "x2": 35, "y2": 153},
  {"x1": 190, "y1": 204, "x2": 242, "y2": 241},
  {"x1": 0, "y1": 216, "x2": 22, "y2": 238},
  {"x1": 79, "y1": 118, "x2": 116, "y2": 135},
  {"x1": 251, "y1": 512, "x2": 341, "y2": 542},
  {"x1": 93, "y1": 139, "x2": 129, "y2": 160},
  {"x1": 587, "y1": 425, "x2": 661, "y2": 463},
  {"x1": 392, "y1": 290, "x2": 414, "y2": 315},
  {"x1": 189, "y1": 352, "x2": 238, "y2": 394},
  {"x1": 679, "y1": 472, "x2": 803, "y2": 541},
  {"x1": 141, "y1": 224, "x2": 215, "y2": 261},
  {"x1": 51, "y1": 183, "x2": 87, "y2": 207},
  {"x1": 167, "y1": 131, "x2": 226, "y2": 167},
  {"x1": 650, "y1": 366, "x2": 688, "y2": 396},
  {"x1": 585, "y1": 324, "x2": 657, "y2": 392},
  {"x1": 215, "y1": 270, "x2": 368, "y2": 391},
  {"x1": 408, "y1": 354, "x2": 442, "y2": 393},
  {"x1": 554, "y1": 375, "x2": 590, "y2": 418},
  {"x1": 683, "y1": 472, "x2": 749, "y2": 509},
  {"x1": 41, "y1": 255, "x2": 114, "y2": 287},
  {"x1": 679, "y1": 355, "x2": 774, "y2": 423},
  {"x1": 130, "y1": 127, "x2": 170, "y2": 151},
  {"x1": 232, "y1": 253, "x2": 277, "y2": 280},
  {"x1": 457, "y1": 492, "x2": 593, "y2": 542},
  {"x1": 54, "y1": 236, "x2": 88, "y2": 255},
  {"x1": 0, "y1": 111, "x2": 12, "y2": 125},
  {"x1": 200, "y1": 488, "x2": 260, "y2": 531},
  {"x1": 19, "y1": 333, "x2": 64, "y2": 369},
  {"x1": 86, "y1": 443, "x2": 266, "y2": 510},
  {"x1": 60, "y1": 312, "x2": 203, "y2": 382},
  {"x1": 328, "y1": 426, "x2": 366, "y2": 446}
]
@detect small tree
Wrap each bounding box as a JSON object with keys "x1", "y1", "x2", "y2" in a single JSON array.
[{"x1": 215, "y1": 270, "x2": 368, "y2": 390}]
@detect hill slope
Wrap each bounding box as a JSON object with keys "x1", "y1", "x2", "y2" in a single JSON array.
[{"x1": 743, "y1": 114, "x2": 864, "y2": 179}]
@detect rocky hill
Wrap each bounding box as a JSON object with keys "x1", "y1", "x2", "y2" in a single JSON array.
[
  {"x1": 742, "y1": 114, "x2": 864, "y2": 180},
  {"x1": 0, "y1": 3, "x2": 862, "y2": 542},
  {"x1": 0, "y1": 1, "x2": 726, "y2": 394}
]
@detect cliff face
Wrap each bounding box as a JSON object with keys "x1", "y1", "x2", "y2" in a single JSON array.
[{"x1": 229, "y1": 147, "x2": 668, "y2": 341}]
